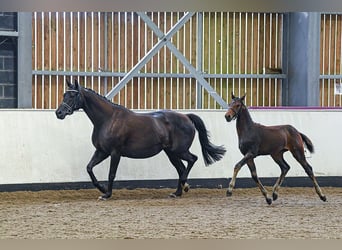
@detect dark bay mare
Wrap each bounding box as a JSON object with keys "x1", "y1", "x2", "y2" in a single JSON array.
[
  {"x1": 224, "y1": 93, "x2": 326, "y2": 205},
  {"x1": 55, "y1": 79, "x2": 226, "y2": 200}
]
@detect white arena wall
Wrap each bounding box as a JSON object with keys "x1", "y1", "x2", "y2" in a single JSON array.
[{"x1": 0, "y1": 109, "x2": 341, "y2": 189}]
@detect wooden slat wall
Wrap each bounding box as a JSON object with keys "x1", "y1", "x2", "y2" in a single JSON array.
[
  {"x1": 320, "y1": 13, "x2": 342, "y2": 107},
  {"x1": 32, "y1": 12, "x2": 283, "y2": 109}
]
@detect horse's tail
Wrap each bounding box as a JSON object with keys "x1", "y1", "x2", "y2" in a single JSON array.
[
  {"x1": 187, "y1": 113, "x2": 226, "y2": 166},
  {"x1": 300, "y1": 132, "x2": 314, "y2": 153}
]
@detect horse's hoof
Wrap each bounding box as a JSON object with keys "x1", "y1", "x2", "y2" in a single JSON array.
[
  {"x1": 321, "y1": 195, "x2": 327, "y2": 202},
  {"x1": 183, "y1": 183, "x2": 190, "y2": 192},
  {"x1": 169, "y1": 193, "x2": 181, "y2": 198},
  {"x1": 266, "y1": 198, "x2": 272, "y2": 205},
  {"x1": 226, "y1": 190, "x2": 233, "y2": 197},
  {"x1": 97, "y1": 196, "x2": 107, "y2": 201},
  {"x1": 272, "y1": 192, "x2": 278, "y2": 201}
]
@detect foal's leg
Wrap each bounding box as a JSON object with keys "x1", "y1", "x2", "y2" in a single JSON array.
[
  {"x1": 99, "y1": 153, "x2": 121, "y2": 200},
  {"x1": 227, "y1": 152, "x2": 253, "y2": 197},
  {"x1": 165, "y1": 151, "x2": 186, "y2": 197},
  {"x1": 271, "y1": 152, "x2": 290, "y2": 201},
  {"x1": 291, "y1": 150, "x2": 327, "y2": 202},
  {"x1": 86, "y1": 149, "x2": 110, "y2": 194},
  {"x1": 247, "y1": 159, "x2": 272, "y2": 205}
]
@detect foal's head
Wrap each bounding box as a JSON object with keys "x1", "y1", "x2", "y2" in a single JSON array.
[
  {"x1": 55, "y1": 79, "x2": 83, "y2": 119},
  {"x1": 225, "y1": 93, "x2": 246, "y2": 122}
]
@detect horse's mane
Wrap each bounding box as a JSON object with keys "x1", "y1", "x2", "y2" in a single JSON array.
[{"x1": 83, "y1": 87, "x2": 130, "y2": 111}]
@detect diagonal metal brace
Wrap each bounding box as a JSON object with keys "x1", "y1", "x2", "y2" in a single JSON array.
[
  {"x1": 137, "y1": 12, "x2": 228, "y2": 109},
  {"x1": 105, "y1": 12, "x2": 195, "y2": 100}
]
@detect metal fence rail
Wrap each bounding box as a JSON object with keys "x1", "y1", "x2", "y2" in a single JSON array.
[{"x1": 32, "y1": 12, "x2": 284, "y2": 109}]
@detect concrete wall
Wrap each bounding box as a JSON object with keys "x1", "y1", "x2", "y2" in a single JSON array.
[{"x1": 0, "y1": 109, "x2": 341, "y2": 185}]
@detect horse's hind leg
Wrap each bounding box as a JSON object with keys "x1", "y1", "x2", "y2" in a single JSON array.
[
  {"x1": 292, "y1": 150, "x2": 327, "y2": 202},
  {"x1": 165, "y1": 151, "x2": 187, "y2": 197},
  {"x1": 179, "y1": 151, "x2": 198, "y2": 192},
  {"x1": 271, "y1": 152, "x2": 290, "y2": 201},
  {"x1": 246, "y1": 159, "x2": 272, "y2": 205}
]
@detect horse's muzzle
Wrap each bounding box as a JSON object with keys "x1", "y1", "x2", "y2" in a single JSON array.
[
  {"x1": 55, "y1": 108, "x2": 66, "y2": 120},
  {"x1": 225, "y1": 114, "x2": 233, "y2": 122}
]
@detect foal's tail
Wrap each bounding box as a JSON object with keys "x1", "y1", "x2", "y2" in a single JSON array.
[
  {"x1": 300, "y1": 132, "x2": 314, "y2": 153},
  {"x1": 187, "y1": 113, "x2": 226, "y2": 166}
]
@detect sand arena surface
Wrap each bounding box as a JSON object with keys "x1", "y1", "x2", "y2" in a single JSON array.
[{"x1": 1, "y1": 187, "x2": 342, "y2": 239}]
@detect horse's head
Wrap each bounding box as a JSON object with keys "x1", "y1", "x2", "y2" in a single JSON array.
[
  {"x1": 225, "y1": 93, "x2": 246, "y2": 122},
  {"x1": 55, "y1": 79, "x2": 83, "y2": 119}
]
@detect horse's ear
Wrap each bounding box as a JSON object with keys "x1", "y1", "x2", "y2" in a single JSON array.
[
  {"x1": 74, "y1": 79, "x2": 80, "y2": 90},
  {"x1": 66, "y1": 79, "x2": 72, "y2": 88},
  {"x1": 241, "y1": 94, "x2": 246, "y2": 102},
  {"x1": 231, "y1": 92, "x2": 235, "y2": 100}
]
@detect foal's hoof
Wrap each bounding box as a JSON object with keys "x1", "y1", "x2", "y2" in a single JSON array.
[
  {"x1": 321, "y1": 195, "x2": 327, "y2": 202},
  {"x1": 182, "y1": 183, "x2": 190, "y2": 192},
  {"x1": 272, "y1": 192, "x2": 278, "y2": 201},
  {"x1": 266, "y1": 198, "x2": 272, "y2": 205}
]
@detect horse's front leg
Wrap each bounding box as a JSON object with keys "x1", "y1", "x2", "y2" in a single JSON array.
[
  {"x1": 99, "y1": 154, "x2": 121, "y2": 200},
  {"x1": 227, "y1": 152, "x2": 254, "y2": 197},
  {"x1": 87, "y1": 150, "x2": 110, "y2": 194},
  {"x1": 247, "y1": 159, "x2": 272, "y2": 205}
]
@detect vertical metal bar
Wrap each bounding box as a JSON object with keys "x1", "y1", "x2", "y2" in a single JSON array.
[
  {"x1": 189, "y1": 12, "x2": 193, "y2": 108},
  {"x1": 77, "y1": 12, "x2": 80, "y2": 83},
  {"x1": 41, "y1": 12, "x2": 45, "y2": 108},
  {"x1": 269, "y1": 13, "x2": 272, "y2": 106},
  {"x1": 91, "y1": 12, "x2": 94, "y2": 90},
  {"x1": 232, "y1": 12, "x2": 236, "y2": 93},
  {"x1": 334, "y1": 14, "x2": 337, "y2": 106},
  {"x1": 131, "y1": 12, "x2": 134, "y2": 108},
  {"x1": 176, "y1": 12, "x2": 180, "y2": 109},
  {"x1": 226, "y1": 12, "x2": 230, "y2": 101},
  {"x1": 118, "y1": 12, "x2": 121, "y2": 104},
  {"x1": 70, "y1": 12, "x2": 73, "y2": 83},
  {"x1": 220, "y1": 12, "x2": 223, "y2": 106},
  {"x1": 328, "y1": 14, "x2": 332, "y2": 106},
  {"x1": 238, "y1": 12, "x2": 242, "y2": 96},
  {"x1": 250, "y1": 12, "x2": 254, "y2": 105},
  {"x1": 262, "y1": 13, "x2": 266, "y2": 106},
  {"x1": 183, "y1": 12, "x2": 186, "y2": 109},
  {"x1": 112, "y1": 12, "x2": 115, "y2": 99},
  {"x1": 124, "y1": 12, "x2": 127, "y2": 107},
  {"x1": 339, "y1": 14, "x2": 342, "y2": 105},
  {"x1": 196, "y1": 12, "x2": 203, "y2": 109},
  {"x1": 104, "y1": 12, "x2": 108, "y2": 95},
  {"x1": 274, "y1": 13, "x2": 278, "y2": 106},
  {"x1": 63, "y1": 12, "x2": 66, "y2": 92},
  {"x1": 34, "y1": 12, "x2": 37, "y2": 108},
  {"x1": 56, "y1": 12, "x2": 60, "y2": 104},
  {"x1": 17, "y1": 12, "x2": 32, "y2": 108},
  {"x1": 84, "y1": 12, "x2": 87, "y2": 88},
  {"x1": 48, "y1": 12, "x2": 52, "y2": 109},
  {"x1": 137, "y1": 13, "x2": 141, "y2": 108},
  {"x1": 98, "y1": 12, "x2": 101, "y2": 93},
  {"x1": 244, "y1": 13, "x2": 248, "y2": 103},
  {"x1": 144, "y1": 13, "x2": 147, "y2": 109},
  {"x1": 321, "y1": 14, "x2": 325, "y2": 106}
]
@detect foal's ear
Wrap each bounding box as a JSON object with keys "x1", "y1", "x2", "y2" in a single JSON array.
[
  {"x1": 240, "y1": 94, "x2": 246, "y2": 102},
  {"x1": 231, "y1": 92, "x2": 236, "y2": 99},
  {"x1": 66, "y1": 79, "x2": 72, "y2": 88}
]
